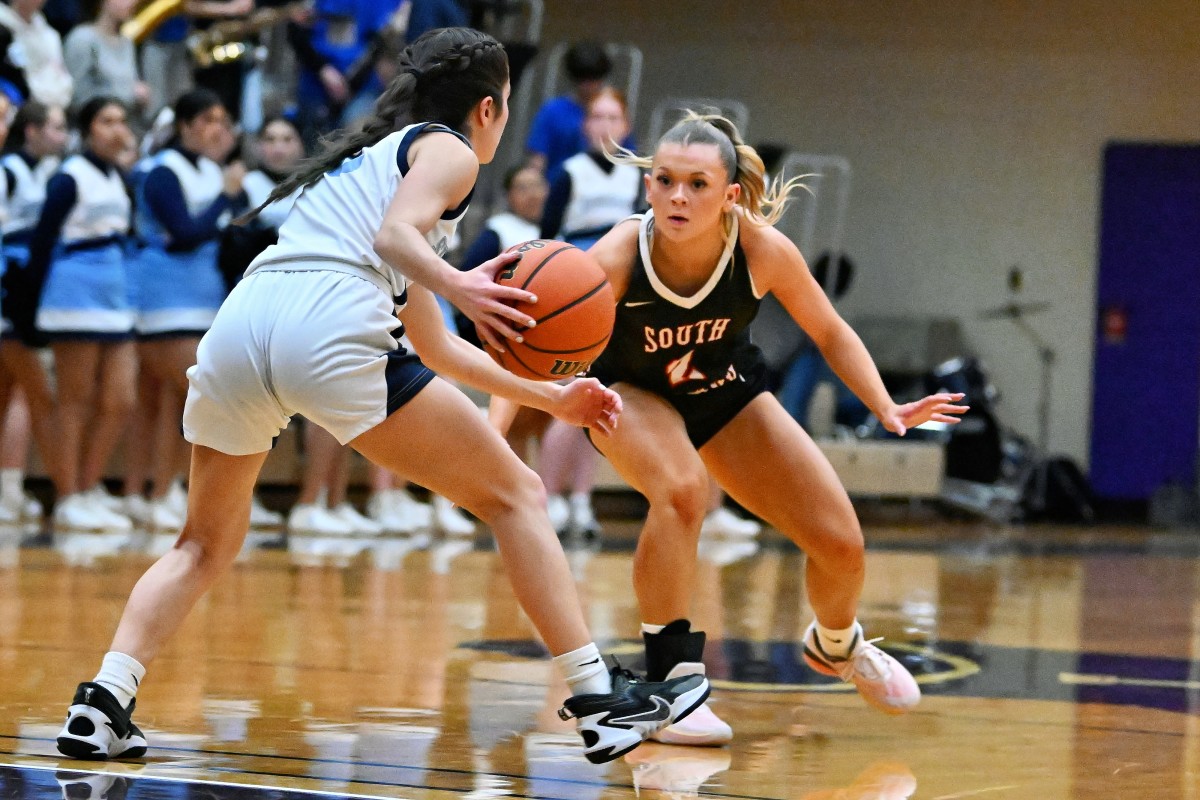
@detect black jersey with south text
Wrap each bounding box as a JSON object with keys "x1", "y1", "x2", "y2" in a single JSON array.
[{"x1": 589, "y1": 212, "x2": 766, "y2": 399}]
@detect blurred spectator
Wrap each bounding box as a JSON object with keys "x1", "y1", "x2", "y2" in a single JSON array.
[
  {"x1": 539, "y1": 86, "x2": 641, "y2": 249},
  {"x1": 457, "y1": 164, "x2": 546, "y2": 345},
  {"x1": 0, "y1": 0, "x2": 73, "y2": 108},
  {"x1": 40, "y1": 0, "x2": 78, "y2": 36},
  {"x1": 460, "y1": 164, "x2": 545, "y2": 271},
  {"x1": 188, "y1": 0, "x2": 255, "y2": 121},
  {"x1": 217, "y1": 113, "x2": 299, "y2": 287},
  {"x1": 525, "y1": 40, "x2": 614, "y2": 184},
  {"x1": 122, "y1": 88, "x2": 245, "y2": 530},
  {"x1": 287, "y1": 0, "x2": 400, "y2": 145},
  {"x1": 22, "y1": 97, "x2": 136, "y2": 531},
  {"x1": 0, "y1": 27, "x2": 27, "y2": 105},
  {"x1": 535, "y1": 87, "x2": 640, "y2": 540},
  {"x1": 140, "y1": 12, "x2": 192, "y2": 117},
  {"x1": 65, "y1": 0, "x2": 150, "y2": 120},
  {"x1": 337, "y1": 0, "x2": 468, "y2": 129},
  {"x1": 0, "y1": 101, "x2": 66, "y2": 523},
  {"x1": 406, "y1": 0, "x2": 467, "y2": 41}
]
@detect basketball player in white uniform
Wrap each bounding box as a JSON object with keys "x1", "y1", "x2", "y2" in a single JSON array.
[{"x1": 56, "y1": 27, "x2": 708, "y2": 767}]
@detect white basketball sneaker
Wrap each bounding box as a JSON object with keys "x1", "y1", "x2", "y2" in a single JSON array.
[
  {"x1": 802, "y1": 622, "x2": 920, "y2": 715},
  {"x1": 649, "y1": 663, "x2": 732, "y2": 746}
]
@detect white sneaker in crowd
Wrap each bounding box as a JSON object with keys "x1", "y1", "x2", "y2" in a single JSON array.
[
  {"x1": 701, "y1": 506, "x2": 762, "y2": 538},
  {"x1": 433, "y1": 494, "x2": 475, "y2": 536},
  {"x1": 249, "y1": 494, "x2": 284, "y2": 528},
  {"x1": 330, "y1": 502, "x2": 383, "y2": 535},
  {"x1": 6, "y1": 490, "x2": 44, "y2": 521},
  {"x1": 568, "y1": 493, "x2": 601, "y2": 540},
  {"x1": 367, "y1": 488, "x2": 432, "y2": 534},
  {"x1": 54, "y1": 493, "x2": 133, "y2": 533},
  {"x1": 84, "y1": 484, "x2": 124, "y2": 513},
  {"x1": 288, "y1": 502, "x2": 356, "y2": 536},
  {"x1": 123, "y1": 494, "x2": 152, "y2": 527},
  {"x1": 165, "y1": 480, "x2": 188, "y2": 518},
  {"x1": 546, "y1": 494, "x2": 570, "y2": 535},
  {"x1": 23, "y1": 492, "x2": 42, "y2": 519},
  {"x1": 146, "y1": 496, "x2": 184, "y2": 533}
]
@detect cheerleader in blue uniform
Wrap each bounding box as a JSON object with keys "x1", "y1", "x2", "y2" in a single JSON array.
[
  {"x1": 20, "y1": 97, "x2": 136, "y2": 532},
  {"x1": 126, "y1": 89, "x2": 245, "y2": 530},
  {"x1": 0, "y1": 100, "x2": 67, "y2": 521}
]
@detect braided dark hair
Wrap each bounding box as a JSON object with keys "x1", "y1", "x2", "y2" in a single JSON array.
[{"x1": 241, "y1": 27, "x2": 508, "y2": 222}]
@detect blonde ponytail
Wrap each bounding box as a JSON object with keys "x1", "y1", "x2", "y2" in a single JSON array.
[{"x1": 608, "y1": 109, "x2": 808, "y2": 227}]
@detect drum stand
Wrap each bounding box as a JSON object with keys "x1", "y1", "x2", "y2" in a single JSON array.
[
  {"x1": 940, "y1": 301, "x2": 1057, "y2": 523},
  {"x1": 1002, "y1": 305, "x2": 1056, "y2": 519}
]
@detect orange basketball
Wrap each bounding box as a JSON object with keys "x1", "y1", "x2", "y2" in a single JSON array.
[{"x1": 484, "y1": 239, "x2": 616, "y2": 381}]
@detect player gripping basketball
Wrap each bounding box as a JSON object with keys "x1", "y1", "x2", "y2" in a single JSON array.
[
  {"x1": 54, "y1": 28, "x2": 709, "y2": 766},
  {"x1": 497, "y1": 111, "x2": 967, "y2": 745}
]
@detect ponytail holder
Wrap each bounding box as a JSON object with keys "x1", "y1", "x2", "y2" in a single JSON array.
[{"x1": 404, "y1": 66, "x2": 423, "y2": 80}]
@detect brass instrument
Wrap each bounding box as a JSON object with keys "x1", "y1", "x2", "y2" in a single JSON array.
[
  {"x1": 121, "y1": 0, "x2": 185, "y2": 44},
  {"x1": 188, "y1": 1, "x2": 312, "y2": 69}
]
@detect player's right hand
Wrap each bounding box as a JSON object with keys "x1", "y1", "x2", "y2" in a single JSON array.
[
  {"x1": 549, "y1": 378, "x2": 622, "y2": 434},
  {"x1": 451, "y1": 251, "x2": 538, "y2": 353}
]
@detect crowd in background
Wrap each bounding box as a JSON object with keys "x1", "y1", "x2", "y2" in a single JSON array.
[{"x1": 0, "y1": 0, "x2": 766, "y2": 543}]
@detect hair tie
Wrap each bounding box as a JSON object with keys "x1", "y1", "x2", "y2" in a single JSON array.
[{"x1": 404, "y1": 65, "x2": 423, "y2": 80}]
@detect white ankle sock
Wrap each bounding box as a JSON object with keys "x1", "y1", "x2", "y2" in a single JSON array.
[
  {"x1": 553, "y1": 643, "x2": 612, "y2": 696},
  {"x1": 815, "y1": 621, "x2": 860, "y2": 659},
  {"x1": 568, "y1": 492, "x2": 591, "y2": 510},
  {"x1": 94, "y1": 651, "x2": 145, "y2": 708},
  {"x1": 640, "y1": 622, "x2": 665, "y2": 635}
]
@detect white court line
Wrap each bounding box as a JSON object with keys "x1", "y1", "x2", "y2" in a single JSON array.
[{"x1": 1059, "y1": 672, "x2": 1200, "y2": 691}]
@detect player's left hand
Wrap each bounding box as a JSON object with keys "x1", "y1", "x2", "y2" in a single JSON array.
[
  {"x1": 879, "y1": 393, "x2": 968, "y2": 436},
  {"x1": 549, "y1": 378, "x2": 622, "y2": 434}
]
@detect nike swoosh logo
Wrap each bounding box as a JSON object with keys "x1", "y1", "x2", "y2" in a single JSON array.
[
  {"x1": 624, "y1": 300, "x2": 655, "y2": 307},
  {"x1": 610, "y1": 695, "x2": 671, "y2": 726},
  {"x1": 581, "y1": 658, "x2": 602, "y2": 666}
]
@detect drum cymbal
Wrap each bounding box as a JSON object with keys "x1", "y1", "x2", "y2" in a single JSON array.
[{"x1": 979, "y1": 301, "x2": 1051, "y2": 319}]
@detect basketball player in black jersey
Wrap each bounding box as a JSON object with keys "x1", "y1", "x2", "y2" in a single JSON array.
[{"x1": 496, "y1": 111, "x2": 966, "y2": 745}]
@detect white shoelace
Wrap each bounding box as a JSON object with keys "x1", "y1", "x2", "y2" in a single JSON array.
[{"x1": 840, "y1": 637, "x2": 892, "y2": 682}]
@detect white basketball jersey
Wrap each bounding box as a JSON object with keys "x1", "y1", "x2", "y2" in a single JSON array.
[
  {"x1": 243, "y1": 169, "x2": 300, "y2": 230},
  {"x1": 560, "y1": 153, "x2": 641, "y2": 239},
  {"x1": 58, "y1": 155, "x2": 130, "y2": 243},
  {"x1": 486, "y1": 211, "x2": 539, "y2": 251},
  {"x1": 249, "y1": 123, "x2": 473, "y2": 300},
  {"x1": 1, "y1": 153, "x2": 57, "y2": 235}
]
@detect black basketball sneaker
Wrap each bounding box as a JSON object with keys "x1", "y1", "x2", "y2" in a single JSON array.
[
  {"x1": 56, "y1": 683, "x2": 148, "y2": 760},
  {"x1": 557, "y1": 666, "x2": 710, "y2": 764}
]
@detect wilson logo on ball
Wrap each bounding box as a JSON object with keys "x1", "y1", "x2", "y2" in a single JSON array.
[
  {"x1": 549, "y1": 359, "x2": 593, "y2": 377},
  {"x1": 488, "y1": 240, "x2": 616, "y2": 382}
]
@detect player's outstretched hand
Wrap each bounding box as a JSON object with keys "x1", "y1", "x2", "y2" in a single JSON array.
[
  {"x1": 549, "y1": 378, "x2": 622, "y2": 434},
  {"x1": 879, "y1": 392, "x2": 968, "y2": 437},
  {"x1": 449, "y1": 251, "x2": 538, "y2": 353}
]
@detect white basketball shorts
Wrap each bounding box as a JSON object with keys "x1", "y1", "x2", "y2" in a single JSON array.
[{"x1": 183, "y1": 266, "x2": 434, "y2": 456}]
